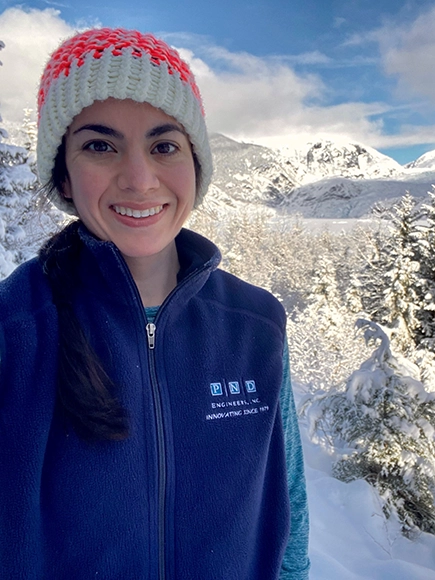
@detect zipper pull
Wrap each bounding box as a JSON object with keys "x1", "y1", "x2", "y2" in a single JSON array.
[{"x1": 146, "y1": 322, "x2": 156, "y2": 350}]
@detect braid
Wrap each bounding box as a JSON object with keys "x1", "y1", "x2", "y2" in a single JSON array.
[{"x1": 39, "y1": 222, "x2": 129, "y2": 441}]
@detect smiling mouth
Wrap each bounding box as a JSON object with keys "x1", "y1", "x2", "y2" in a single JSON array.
[{"x1": 113, "y1": 204, "x2": 164, "y2": 218}]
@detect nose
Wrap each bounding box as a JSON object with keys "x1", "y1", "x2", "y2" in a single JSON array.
[{"x1": 117, "y1": 151, "x2": 160, "y2": 194}]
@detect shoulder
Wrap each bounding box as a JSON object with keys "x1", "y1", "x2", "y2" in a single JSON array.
[
  {"x1": 176, "y1": 228, "x2": 286, "y2": 331},
  {"x1": 0, "y1": 257, "x2": 53, "y2": 322},
  {"x1": 201, "y1": 268, "x2": 286, "y2": 331}
]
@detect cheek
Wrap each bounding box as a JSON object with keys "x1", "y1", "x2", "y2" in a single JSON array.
[
  {"x1": 171, "y1": 165, "x2": 196, "y2": 205},
  {"x1": 68, "y1": 167, "x2": 109, "y2": 204}
]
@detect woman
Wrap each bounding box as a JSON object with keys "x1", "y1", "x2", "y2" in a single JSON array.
[{"x1": 0, "y1": 28, "x2": 309, "y2": 579}]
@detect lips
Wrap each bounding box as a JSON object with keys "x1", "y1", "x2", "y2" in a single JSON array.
[{"x1": 113, "y1": 204, "x2": 164, "y2": 218}]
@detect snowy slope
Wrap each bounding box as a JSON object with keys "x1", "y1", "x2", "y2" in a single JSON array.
[
  {"x1": 279, "y1": 172, "x2": 435, "y2": 218},
  {"x1": 294, "y1": 381, "x2": 435, "y2": 580},
  {"x1": 209, "y1": 133, "x2": 298, "y2": 206},
  {"x1": 406, "y1": 150, "x2": 435, "y2": 170},
  {"x1": 208, "y1": 135, "x2": 435, "y2": 218},
  {"x1": 279, "y1": 140, "x2": 402, "y2": 184}
]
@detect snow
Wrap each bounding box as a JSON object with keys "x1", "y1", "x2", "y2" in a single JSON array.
[
  {"x1": 279, "y1": 174, "x2": 435, "y2": 219},
  {"x1": 294, "y1": 381, "x2": 435, "y2": 579},
  {"x1": 208, "y1": 133, "x2": 435, "y2": 219},
  {"x1": 279, "y1": 139, "x2": 403, "y2": 185},
  {"x1": 406, "y1": 150, "x2": 435, "y2": 170}
]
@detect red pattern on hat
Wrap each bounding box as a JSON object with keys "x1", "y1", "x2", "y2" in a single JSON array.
[{"x1": 38, "y1": 28, "x2": 201, "y2": 113}]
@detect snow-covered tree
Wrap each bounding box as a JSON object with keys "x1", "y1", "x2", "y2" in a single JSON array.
[
  {"x1": 21, "y1": 108, "x2": 37, "y2": 155},
  {"x1": 415, "y1": 189, "x2": 435, "y2": 351},
  {"x1": 383, "y1": 193, "x2": 422, "y2": 352},
  {"x1": 306, "y1": 252, "x2": 343, "y2": 332},
  {"x1": 357, "y1": 224, "x2": 392, "y2": 324},
  {"x1": 304, "y1": 319, "x2": 435, "y2": 537},
  {"x1": 0, "y1": 42, "x2": 30, "y2": 276},
  {"x1": 0, "y1": 128, "x2": 39, "y2": 277},
  {"x1": 188, "y1": 205, "x2": 317, "y2": 307},
  {"x1": 0, "y1": 41, "x2": 64, "y2": 278},
  {"x1": 287, "y1": 307, "x2": 370, "y2": 392},
  {"x1": 344, "y1": 271, "x2": 364, "y2": 313},
  {"x1": 0, "y1": 41, "x2": 6, "y2": 144},
  {"x1": 359, "y1": 194, "x2": 426, "y2": 353},
  {"x1": 413, "y1": 349, "x2": 435, "y2": 393}
]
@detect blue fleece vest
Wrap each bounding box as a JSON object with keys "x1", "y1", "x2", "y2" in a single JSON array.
[{"x1": 0, "y1": 224, "x2": 290, "y2": 580}]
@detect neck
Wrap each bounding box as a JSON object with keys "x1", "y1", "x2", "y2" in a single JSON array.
[{"x1": 123, "y1": 242, "x2": 180, "y2": 307}]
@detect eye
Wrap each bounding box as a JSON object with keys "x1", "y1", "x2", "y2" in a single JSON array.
[
  {"x1": 151, "y1": 142, "x2": 178, "y2": 155},
  {"x1": 84, "y1": 140, "x2": 115, "y2": 153}
]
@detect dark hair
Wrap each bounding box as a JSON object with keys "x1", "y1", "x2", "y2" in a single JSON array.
[
  {"x1": 39, "y1": 222, "x2": 129, "y2": 441},
  {"x1": 40, "y1": 141, "x2": 129, "y2": 441}
]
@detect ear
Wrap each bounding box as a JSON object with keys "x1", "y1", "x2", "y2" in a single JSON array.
[{"x1": 61, "y1": 177, "x2": 73, "y2": 200}]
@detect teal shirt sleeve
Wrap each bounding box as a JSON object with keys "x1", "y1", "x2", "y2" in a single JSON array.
[{"x1": 279, "y1": 338, "x2": 310, "y2": 579}]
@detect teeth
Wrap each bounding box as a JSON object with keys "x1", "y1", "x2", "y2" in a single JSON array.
[{"x1": 114, "y1": 205, "x2": 163, "y2": 218}]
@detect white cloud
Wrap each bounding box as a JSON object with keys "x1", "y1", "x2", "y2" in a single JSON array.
[
  {"x1": 373, "y1": 6, "x2": 435, "y2": 102},
  {"x1": 0, "y1": 7, "x2": 75, "y2": 124},
  {"x1": 181, "y1": 46, "x2": 324, "y2": 137},
  {"x1": 178, "y1": 42, "x2": 400, "y2": 149}
]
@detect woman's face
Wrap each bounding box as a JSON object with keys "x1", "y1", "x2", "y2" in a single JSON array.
[{"x1": 63, "y1": 98, "x2": 196, "y2": 262}]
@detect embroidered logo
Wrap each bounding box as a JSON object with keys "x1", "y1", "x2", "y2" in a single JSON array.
[
  {"x1": 210, "y1": 382, "x2": 223, "y2": 396},
  {"x1": 228, "y1": 381, "x2": 241, "y2": 395},
  {"x1": 206, "y1": 378, "x2": 269, "y2": 421},
  {"x1": 245, "y1": 380, "x2": 257, "y2": 393}
]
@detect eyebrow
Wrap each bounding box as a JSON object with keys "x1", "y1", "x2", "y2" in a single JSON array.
[
  {"x1": 73, "y1": 123, "x2": 186, "y2": 140},
  {"x1": 73, "y1": 124, "x2": 123, "y2": 139},
  {"x1": 146, "y1": 123, "x2": 187, "y2": 138}
]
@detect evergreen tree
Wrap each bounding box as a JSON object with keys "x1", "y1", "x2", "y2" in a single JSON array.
[
  {"x1": 287, "y1": 307, "x2": 370, "y2": 392},
  {"x1": 0, "y1": 40, "x2": 63, "y2": 278},
  {"x1": 306, "y1": 251, "x2": 343, "y2": 336},
  {"x1": 304, "y1": 319, "x2": 435, "y2": 537},
  {"x1": 415, "y1": 189, "x2": 435, "y2": 351},
  {"x1": 358, "y1": 224, "x2": 392, "y2": 324},
  {"x1": 21, "y1": 108, "x2": 37, "y2": 155},
  {"x1": 0, "y1": 126, "x2": 38, "y2": 277},
  {"x1": 287, "y1": 243, "x2": 370, "y2": 391},
  {"x1": 344, "y1": 271, "x2": 363, "y2": 314},
  {"x1": 359, "y1": 192, "x2": 435, "y2": 354},
  {"x1": 383, "y1": 193, "x2": 422, "y2": 352}
]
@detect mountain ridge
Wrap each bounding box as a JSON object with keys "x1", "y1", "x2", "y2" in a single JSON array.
[{"x1": 207, "y1": 134, "x2": 435, "y2": 218}]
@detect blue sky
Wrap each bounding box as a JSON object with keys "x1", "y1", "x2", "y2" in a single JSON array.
[{"x1": 1, "y1": 0, "x2": 435, "y2": 163}]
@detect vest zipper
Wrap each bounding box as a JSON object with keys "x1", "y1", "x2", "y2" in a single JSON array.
[
  {"x1": 146, "y1": 323, "x2": 156, "y2": 349},
  {"x1": 146, "y1": 321, "x2": 166, "y2": 580},
  {"x1": 114, "y1": 246, "x2": 214, "y2": 579},
  {"x1": 109, "y1": 237, "x2": 216, "y2": 579}
]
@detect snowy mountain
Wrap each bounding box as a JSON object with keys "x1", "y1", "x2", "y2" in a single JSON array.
[
  {"x1": 279, "y1": 140, "x2": 402, "y2": 184},
  {"x1": 278, "y1": 172, "x2": 435, "y2": 219},
  {"x1": 405, "y1": 149, "x2": 435, "y2": 170},
  {"x1": 209, "y1": 134, "x2": 298, "y2": 208},
  {"x1": 207, "y1": 135, "x2": 435, "y2": 218}
]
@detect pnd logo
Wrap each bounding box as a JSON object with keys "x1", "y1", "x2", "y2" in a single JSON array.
[
  {"x1": 210, "y1": 382, "x2": 224, "y2": 396},
  {"x1": 228, "y1": 381, "x2": 241, "y2": 394},
  {"x1": 210, "y1": 380, "x2": 257, "y2": 397},
  {"x1": 245, "y1": 380, "x2": 257, "y2": 393}
]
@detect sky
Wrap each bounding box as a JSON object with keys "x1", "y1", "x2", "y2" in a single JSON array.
[{"x1": 1, "y1": 1, "x2": 435, "y2": 164}]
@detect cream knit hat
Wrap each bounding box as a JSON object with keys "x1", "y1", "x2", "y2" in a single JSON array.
[{"x1": 37, "y1": 28, "x2": 212, "y2": 213}]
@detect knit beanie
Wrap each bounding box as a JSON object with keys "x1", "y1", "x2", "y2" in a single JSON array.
[{"x1": 37, "y1": 28, "x2": 212, "y2": 214}]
